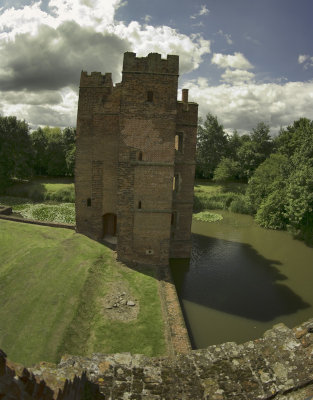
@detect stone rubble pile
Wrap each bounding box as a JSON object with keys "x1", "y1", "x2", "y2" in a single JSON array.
[{"x1": 104, "y1": 292, "x2": 136, "y2": 310}]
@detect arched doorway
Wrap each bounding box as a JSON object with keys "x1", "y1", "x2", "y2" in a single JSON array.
[{"x1": 103, "y1": 213, "x2": 117, "y2": 237}]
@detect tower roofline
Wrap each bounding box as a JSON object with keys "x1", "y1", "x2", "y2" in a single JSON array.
[{"x1": 122, "y1": 52, "x2": 179, "y2": 75}]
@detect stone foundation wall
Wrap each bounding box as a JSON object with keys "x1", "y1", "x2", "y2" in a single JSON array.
[{"x1": 2, "y1": 319, "x2": 313, "y2": 399}]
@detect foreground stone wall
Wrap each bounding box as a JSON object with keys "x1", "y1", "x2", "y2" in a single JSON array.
[{"x1": 2, "y1": 319, "x2": 313, "y2": 399}]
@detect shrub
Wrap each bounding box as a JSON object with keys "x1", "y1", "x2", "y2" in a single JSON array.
[
  {"x1": 255, "y1": 190, "x2": 287, "y2": 230},
  {"x1": 228, "y1": 195, "x2": 254, "y2": 214}
]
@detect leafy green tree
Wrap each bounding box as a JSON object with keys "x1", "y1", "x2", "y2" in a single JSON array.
[
  {"x1": 247, "y1": 153, "x2": 290, "y2": 211},
  {"x1": 249, "y1": 118, "x2": 313, "y2": 242},
  {"x1": 196, "y1": 113, "x2": 228, "y2": 178},
  {"x1": 0, "y1": 116, "x2": 33, "y2": 189},
  {"x1": 285, "y1": 165, "x2": 313, "y2": 231},
  {"x1": 274, "y1": 118, "x2": 313, "y2": 158},
  {"x1": 226, "y1": 130, "x2": 242, "y2": 160},
  {"x1": 237, "y1": 122, "x2": 273, "y2": 180},
  {"x1": 255, "y1": 189, "x2": 288, "y2": 230},
  {"x1": 31, "y1": 127, "x2": 49, "y2": 175},
  {"x1": 31, "y1": 126, "x2": 76, "y2": 176},
  {"x1": 213, "y1": 157, "x2": 241, "y2": 182}
]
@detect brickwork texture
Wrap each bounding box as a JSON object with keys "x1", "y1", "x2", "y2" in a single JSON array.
[{"x1": 75, "y1": 52, "x2": 198, "y2": 266}]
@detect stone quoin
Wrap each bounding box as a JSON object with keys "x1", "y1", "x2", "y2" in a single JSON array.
[{"x1": 75, "y1": 52, "x2": 198, "y2": 266}]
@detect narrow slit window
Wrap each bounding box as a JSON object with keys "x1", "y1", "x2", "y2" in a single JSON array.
[
  {"x1": 173, "y1": 174, "x2": 179, "y2": 192},
  {"x1": 87, "y1": 198, "x2": 91, "y2": 207},
  {"x1": 138, "y1": 151, "x2": 143, "y2": 161},
  {"x1": 138, "y1": 201, "x2": 142, "y2": 209},
  {"x1": 171, "y1": 212, "x2": 177, "y2": 226},
  {"x1": 175, "y1": 133, "x2": 183, "y2": 152},
  {"x1": 147, "y1": 91, "x2": 153, "y2": 102}
]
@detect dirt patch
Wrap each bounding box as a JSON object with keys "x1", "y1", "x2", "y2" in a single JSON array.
[{"x1": 102, "y1": 281, "x2": 139, "y2": 322}]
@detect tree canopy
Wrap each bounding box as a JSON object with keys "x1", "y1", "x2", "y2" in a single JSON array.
[{"x1": 0, "y1": 116, "x2": 33, "y2": 189}]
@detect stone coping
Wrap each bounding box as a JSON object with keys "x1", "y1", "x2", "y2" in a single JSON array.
[{"x1": 1, "y1": 318, "x2": 313, "y2": 399}]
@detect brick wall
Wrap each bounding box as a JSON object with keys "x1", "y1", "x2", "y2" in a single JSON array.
[{"x1": 75, "y1": 52, "x2": 198, "y2": 265}]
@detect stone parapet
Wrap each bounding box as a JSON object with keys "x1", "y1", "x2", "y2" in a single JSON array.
[{"x1": 2, "y1": 319, "x2": 313, "y2": 399}]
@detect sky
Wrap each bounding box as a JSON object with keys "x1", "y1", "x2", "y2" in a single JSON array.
[{"x1": 0, "y1": 0, "x2": 313, "y2": 134}]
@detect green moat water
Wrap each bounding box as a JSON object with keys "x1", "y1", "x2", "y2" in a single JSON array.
[{"x1": 171, "y1": 210, "x2": 313, "y2": 348}]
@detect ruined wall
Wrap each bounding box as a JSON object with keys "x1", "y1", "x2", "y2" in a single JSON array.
[{"x1": 2, "y1": 318, "x2": 313, "y2": 399}]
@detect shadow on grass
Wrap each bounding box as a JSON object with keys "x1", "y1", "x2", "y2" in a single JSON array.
[
  {"x1": 171, "y1": 233, "x2": 310, "y2": 323},
  {"x1": 4, "y1": 181, "x2": 47, "y2": 201}
]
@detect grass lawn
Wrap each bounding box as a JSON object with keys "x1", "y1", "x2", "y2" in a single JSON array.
[{"x1": 0, "y1": 219, "x2": 166, "y2": 366}]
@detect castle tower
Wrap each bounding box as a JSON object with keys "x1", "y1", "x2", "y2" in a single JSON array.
[{"x1": 75, "y1": 52, "x2": 198, "y2": 266}]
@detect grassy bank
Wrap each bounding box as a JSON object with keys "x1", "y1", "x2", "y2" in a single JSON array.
[
  {"x1": 0, "y1": 220, "x2": 166, "y2": 365},
  {"x1": 194, "y1": 180, "x2": 252, "y2": 214}
]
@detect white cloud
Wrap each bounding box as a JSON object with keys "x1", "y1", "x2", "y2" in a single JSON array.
[
  {"x1": 48, "y1": 0, "x2": 120, "y2": 31},
  {"x1": 298, "y1": 54, "x2": 313, "y2": 69},
  {"x1": 1, "y1": 87, "x2": 78, "y2": 128},
  {"x1": 221, "y1": 69, "x2": 255, "y2": 84},
  {"x1": 298, "y1": 54, "x2": 309, "y2": 64},
  {"x1": 112, "y1": 23, "x2": 211, "y2": 73},
  {"x1": 184, "y1": 79, "x2": 313, "y2": 134},
  {"x1": 0, "y1": 0, "x2": 212, "y2": 127},
  {"x1": 190, "y1": 5, "x2": 209, "y2": 19},
  {"x1": 217, "y1": 30, "x2": 233, "y2": 45},
  {"x1": 212, "y1": 52, "x2": 253, "y2": 70}
]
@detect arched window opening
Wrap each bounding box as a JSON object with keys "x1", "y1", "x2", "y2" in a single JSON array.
[
  {"x1": 87, "y1": 198, "x2": 91, "y2": 207},
  {"x1": 175, "y1": 133, "x2": 183, "y2": 152},
  {"x1": 138, "y1": 201, "x2": 142, "y2": 209},
  {"x1": 138, "y1": 151, "x2": 143, "y2": 161}
]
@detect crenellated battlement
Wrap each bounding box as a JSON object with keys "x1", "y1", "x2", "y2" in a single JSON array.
[
  {"x1": 122, "y1": 52, "x2": 179, "y2": 75},
  {"x1": 80, "y1": 71, "x2": 113, "y2": 88}
]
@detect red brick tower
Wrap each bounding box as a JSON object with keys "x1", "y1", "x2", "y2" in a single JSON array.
[{"x1": 75, "y1": 52, "x2": 198, "y2": 266}]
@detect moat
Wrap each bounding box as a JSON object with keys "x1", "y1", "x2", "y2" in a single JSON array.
[{"x1": 171, "y1": 210, "x2": 313, "y2": 348}]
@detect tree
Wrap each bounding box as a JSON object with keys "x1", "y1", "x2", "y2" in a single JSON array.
[
  {"x1": 285, "y1": 165, "x2": 313, "y2": 240},
  {"x1": 248, "y1": 118, "x2": 313, "y2": 242},
  {"x1": 31, "y1": 126, "x2": 76, "y2": 176},
  {"x1": 31, "y1": 127, "x2": 49, "y2": 175},
  {"x1": 246, "y1": 153, "x2": 290, "y2": 211},
  {"x1": 236, "y1": 122, "x2": 273, "y2": 180},
  {"x1": 196, "y1": 113, "x2": 228, "y2": 178},
  {"x1": 226, "y1": 130, "x2": 242, "y2": 160},
  {"x1": 213, "y1": 157, "x2": 241, "y2": 182},
  {"x1": 0, "y1": 116, "x2": 33, "y2": 189}
]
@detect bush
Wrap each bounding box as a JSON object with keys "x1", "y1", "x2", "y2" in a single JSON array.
[
  {"x1": 228, "y1": 195, "x2": 254, "y2": 214},
  {"x1": 193, "y1": 192, "x2": 242, "y2": 212},
  {"x1": 255, "y1": 190, "x2": 287, "y2": 230},
  {"x1": 45, "y1": 187, "x2": 75, "y2": 202}
]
